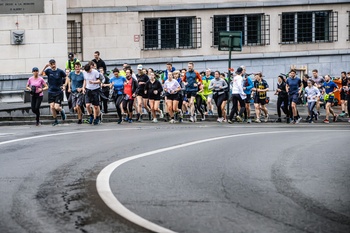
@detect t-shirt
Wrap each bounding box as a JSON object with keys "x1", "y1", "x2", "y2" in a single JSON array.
[
  {"x1": 136, "y1": 74, "x2": 149, "y2": 92},
  {"x1": 45, "y1": 68, "x2": 66, "y2": 95},
  {"x1": 110, "y1": 76, "x2": 127, "y2": 95},
  {"x1": 84, "y1": 69, "x2": 100, "y2": 90},
  {"x1": 164, "y1": 79, "x2": 180, "y2": 94},
  {"x1": 323, "y1": 81, "x2": 338, "y2": 95},
  {"x1": 286, "y1": 77, "x2": 301, "y2": 95},
  {"x1": 124, "y1": 78, "x2": 133, "y2": 99},
  {"x1": 305, "y1": 86, "x2": 320, "y2": 103},
  {"x1": 202, "y1": 76, "x2": 213, "y2": 95},
  {"x1": 253, "y1": 79, "x2": 269, "y2": 99},
  {"x1": 27, "y1": 76, "x2": 46, "y2": 96},
  {"x1": 69, "y1": 71, "x2": 84, "y2": 93}
]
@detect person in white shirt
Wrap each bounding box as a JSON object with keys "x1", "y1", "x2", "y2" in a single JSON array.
[
  {"x1": 163, "y1": 72, "x2": 181, "y2": 123},
  {"x1": 304, "y1": 79, "x2": 320, "y2": 123},
  {"x1": 228, "y1": 67, "x2": 246, "y2": 124},
  {"x1": 82, "y1": 61, "x2": 101, "y2": 125}
]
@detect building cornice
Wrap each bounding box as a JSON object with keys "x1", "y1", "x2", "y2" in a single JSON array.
[{"x1": 67, "y1": 0, "x2": 350, "y2": 14}]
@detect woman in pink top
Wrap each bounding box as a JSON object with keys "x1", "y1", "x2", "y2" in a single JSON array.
[{"x1": 26, "y1": 67, "x2": 48, "y2": 126}]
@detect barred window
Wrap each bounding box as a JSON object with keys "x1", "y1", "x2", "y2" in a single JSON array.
[
  {"x1": 142, "y1": 17, "x2": 201, "y2": 50},
  {"x1": 212, "y1": 14, "x2": 270, "y2": 46},
  {"x1": 67, "y1": 21, "x2": 82, "y2": 54},
  {"x1": 348, "y1": 11, "x2": 350, "y2": 41},
  {"x1": 280, "y1": 11, "x2": 338, "y2": 44}
]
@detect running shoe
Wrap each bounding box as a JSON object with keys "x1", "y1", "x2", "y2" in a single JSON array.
[
  {"x1": 286, "y1": 118, "x2": 291, "y2": 124},
  {"x1": 208, "y1": 110, "x2": 213, "y2": 115},
  {"x1": 296, "y1": 117, "x2": 302, "y2": 124},
  {"x1": 292, "y1": 120, "x2": 296, "y2": 124},
  {"x1": 125, "y1": 116, "x2": 129, "y2": 121},
  {"x1": 314, "y1": 112, "x2": 318, "y2": 121},
  {"x1": 36, "y1": 121, "x2": 41, "y2": 126},
  {"x1": 276, "y1": 118, "x2": 282, "y2": 123},
  {"x1": 309, "y1": 120, "x2": 314, "y2": 124},
  {"x1": 227, "y1": 119, "x2": 233, "y2": 124},
  {"x1": 77, "y1": 119, "x2": 82, "y2": 124},
  {"x1": 201, "y1": 115, "x2": 206, "y2": 121},
  {"x1": 128, "y1": 119, "x2": 133, "y2": 123},
  {"x1": 323, "y1": 119, "x2": 329, "y2": 124},
  {"x1": 255, "y1": 118, "x2": 261, "y2": 123},
  {"x1": 194, "y1": 113, "x2": 197, "y2": 122},
  {"x1": 89, "y1": 115, "x2": 93, "y2": 124},
  {"x1": 189, "y1": 116, "x2": 194, "y2": 122},
  {"x1": 305, "y1": 116, "x2": 310, "y2": 122},
  {"x1": 333, "y1": 114, "x2": 338, "y2": 122},
  {"x1": 100, "y1": 112, "x2": 103, "y2": 122},
  {"x1": 117, "y1": 119, "x2": 122, "y2": 124},
  {"x1": 159, "y1": 110, "x2": 164, "y2": 118},
  {"x1": 264, "y1": 114, "x2": 269, "y2": 123},
  {"x1": 339, "y1": 112, "x2": 346, "y2": 117},
  {"x1": 247, "y1": 119, "x2": 252, "y2": 124},
  {"x1": 52, "y1": 120, "x2": 59, "y2": 126},
  {"x1": 236, "y1": 115, "x2": 243, "y2": 122},
  {"x1": 61, "y1": 109, "x2": 66, "y2": 121},
  {"x1": 348, "y1": 118, "x2": 350, "y2": 123},
  {"x1": 169, "y1": 119, "x2": 175, "y2": 124},
  {"x1": 217, "y1": 117, "x2": 223, "y2": 123},
  {"x1": 94, "y1": 119, "x2": 100, "y2": 125},
  {"x1": 138, "y1": 116, "x2": 142, "y2": 122}
]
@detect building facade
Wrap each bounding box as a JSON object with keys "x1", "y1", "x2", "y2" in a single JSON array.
[{"x1": 0, "y1": 0, "x2": 350, "y2": 96}]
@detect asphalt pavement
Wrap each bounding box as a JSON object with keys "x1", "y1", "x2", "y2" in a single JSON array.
[{"x1": 0, "y1": 123, "x2": 349, "y2": 233}]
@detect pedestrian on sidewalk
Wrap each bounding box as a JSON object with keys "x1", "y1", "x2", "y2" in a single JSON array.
[{"x1": 26, "y1": 67, "x2": 48, "y2": 126}]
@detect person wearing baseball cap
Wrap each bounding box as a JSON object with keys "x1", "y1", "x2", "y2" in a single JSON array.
[
  {"x1": 41, "y1": 59, "x2": 67, "y2": 126},
  {"x1": 26, "y1": 67, "x2": 48, "y2": 126},
  {"x1": 135, "y1": 64, "x2": 151, "y2": 122},
  {"x1": 65, "y1": 52, "x2": 80, "y2": 71}
]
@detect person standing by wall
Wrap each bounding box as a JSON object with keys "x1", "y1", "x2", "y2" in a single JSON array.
[
  {"x1": 92, "y1": 51, "x2": 107, "y2": 73},
  {"x1": 26, "y1": 67, "x2": 48, "y2": 126}
]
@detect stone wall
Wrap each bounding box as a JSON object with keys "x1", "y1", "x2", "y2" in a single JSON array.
[{"x1": 0, "y1": 0, "x2": 67, "y2": 75}]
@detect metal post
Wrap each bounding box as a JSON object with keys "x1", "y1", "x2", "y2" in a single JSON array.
[{"x1": 226, "y1": 35, "x2": 233, "y2": 116}]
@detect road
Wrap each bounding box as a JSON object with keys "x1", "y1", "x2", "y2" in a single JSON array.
[{"x1": 0, "y1": 122, "x2": 349, "y2": 233}]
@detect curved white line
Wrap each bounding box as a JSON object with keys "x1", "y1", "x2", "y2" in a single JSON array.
[{"x1": 96, "y1": 129, "x2": 349, "y2": 233}]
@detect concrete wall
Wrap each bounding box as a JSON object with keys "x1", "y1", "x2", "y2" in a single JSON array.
[{"x1": 0, "y1": 0, "x2": 67, "y2": 75}]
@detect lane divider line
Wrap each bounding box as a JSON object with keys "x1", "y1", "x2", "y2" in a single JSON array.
[{"x1": 96, "y1": 129, "x2": 349, "y2": 233}]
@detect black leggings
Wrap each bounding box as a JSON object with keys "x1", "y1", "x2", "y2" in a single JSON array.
[
  {"x1": 178, "y1": 94, "x2": 183, "y2": 111},
  {"x1": 123, "y1": 99, "x2": 134, "y2": 113},
  {"x1": 114, "y1": 94, "x2": 124, "y2": 120},
  {"x1": 101, "y1": 90, "x2": 109, "y2": 113},
  {"x1": 213, "y1": 93, "x2": 225, "y2": 117},
  {"x1": 31, "y1": 95, "x2": 43, "y2": 122},
  {"x1": 195, "y1": 95, "x2": 204, "y2": 118},
  {"x1": 229, "y1": 94, "x2": 245, "y2": 120},
  {"x1": 277, "y1": 96, "x2": 289, "y2": 118}
]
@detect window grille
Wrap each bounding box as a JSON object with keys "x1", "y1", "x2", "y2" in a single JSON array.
[
  {"x1": 142, "y1": 17, "x2": 201, "y2": 50},
  {"x1": 212, "y1": 14, "x2": 270, "y2": 46},
  {"x1": 280, "y1": 11, "x2": 338, "y2": 44},
  {"x1": 67, "y1": 21, "x2": 82, "y2": 54}
]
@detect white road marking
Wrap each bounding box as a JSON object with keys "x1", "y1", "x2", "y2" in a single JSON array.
[{"x1": 96, "y1": 129, "x2": 349, "y2": 233}]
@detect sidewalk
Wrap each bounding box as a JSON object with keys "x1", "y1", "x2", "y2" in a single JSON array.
[{"x1": 0, "y1": 91, "x2": 348, "y2": 126}]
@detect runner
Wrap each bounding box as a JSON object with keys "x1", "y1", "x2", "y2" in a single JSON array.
[
  {"x1": 252, "y1": 73, "x2": 269, "y2": 123},
  {"x1": 145, "y1": 72, "x2": 163, "y2": 123},
  {"x1": 122, "y1": 68, "x2": 138, "y2": 123},
  {"x1": 322, "y1": 75, "x2": 339, "y2": 123},
  {"x1": 163, "y1": 72, "x2": 181, "y2": 123},
  {"x1": 41, "y1": 59, "x2": 67, "y2": 126},
  {"x1": 344, "y1": 75, "x2": 350, "y2": 123},
  {"x1": 275, "y1": 75, "x2": 289, "y2": 123},
  {"x1": 304, "y1": 79, "x2": 320, "y2": 123},
  {"x1": 243, "y1": 73, "x2": 253, "y2": 123},
  {"x1": 82, "y1": 62, "x2": 101, "y2": 125},
  {"x1": 221, "y1": 73, "x2": 229, "y2": 122},
  {"x1": 174, "y1": 70, "x2": 185, "y2": 122},
  {"x1": 183, "y1": 62, "x2": 202, "y2": 122},
  {"x1": 135, "y1": 64, "x2": 151, "y2": 122},
  {"x1": 209, "y1": 71, "x2": 228, "y2": 123},
  {"x1": 339, "y1": 71, "x2": 348, "y2": 117},
  {"x1": 110, "y1": 68, "x2": 127, "y2": 124},
  {"x1": 67, "y1": 62, "x2": 85, "y2": 124},
  {"x1": 310, "y1": 69, "x2": 324, "y2": 115},
  {"x1": 100, "y1": 67, "x2": 110, "y2": 114},
  {"x1": 26, "y1": 67, "x2": 48, "y2": 126},
  {"x1": 286, "y1": 69, "x2": 302, "y2": 124},
  {"x1": 203, "y1": 69, "x2": 214, "y2": 115},
  {"x1": 228, "y1": 67, "x2": 246, "y2": 123}
]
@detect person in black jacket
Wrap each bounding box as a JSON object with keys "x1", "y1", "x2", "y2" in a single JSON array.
[
  {"x1": 275, "y1": 75, "x2": 289, "y2": 123},
  {"x1": 145, "y1": 72, "x2": 164, "y2": 123},
  {"x1": 123, "y1": 68, "x2": 138, "y2": 123}
]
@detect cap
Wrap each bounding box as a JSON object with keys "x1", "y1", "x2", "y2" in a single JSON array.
[
  {"x1": 49, "y1": 59, "x2": 56, "y2": 64},
  {"x1": 137, "y1": 64, "x2": 143, "y2": 70},
  {"x1": 236, "y1": 67, "x2": 243, "y2": 74},
  {"x1": 68, "y1": 52, "x2": 74, "y2": 58},
  {"x1": 32, "y1": 67, "x2": 39, "y2": 72}
]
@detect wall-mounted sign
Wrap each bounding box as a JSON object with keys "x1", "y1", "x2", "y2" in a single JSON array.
[
  {"x1": 0, "y1": 0, "x2": 44, "y2": 14},
  {"x1": 134, "y1": 35, "x2": 140, "y2": 42}
]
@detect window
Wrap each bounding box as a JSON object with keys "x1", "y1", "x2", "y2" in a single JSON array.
[
  {"x1": 348, "y1": 11, "x2": 350, "y2": 41},
  {"x1": 67, "y1": 21, "x2": 82, "y2": 53},
  {"x1": 212, "y1": 14, "x2": 270, "y2": 46},
  {"x1": 142, "y1": 17, "x2": 201, "y2": 50},
  {"x1": 280, "y1": 11, "x2": 338, "y2": 44}
]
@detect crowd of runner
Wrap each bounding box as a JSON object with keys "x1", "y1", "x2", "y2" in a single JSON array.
[{"x1": 26, "y1": 51, "x2": 350, "y2": 126}]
